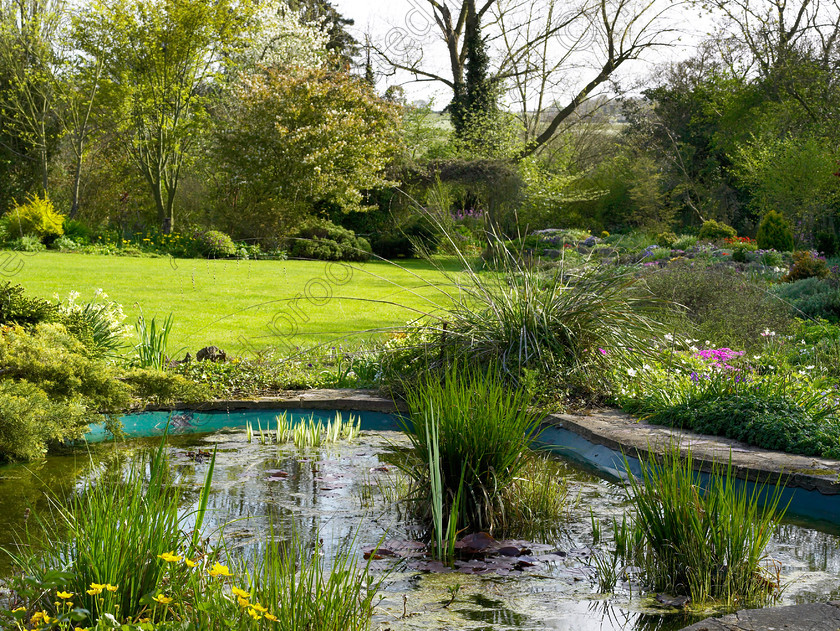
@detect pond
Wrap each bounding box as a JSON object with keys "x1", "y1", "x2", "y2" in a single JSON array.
[{"x1": 1, "y1": 408, "x2": 839, "y2": 630}]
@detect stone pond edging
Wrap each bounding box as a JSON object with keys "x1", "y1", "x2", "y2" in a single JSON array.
[
  {"x1": 141, "y1": 388, "x2": 840, "y2": 497},
  {"x1": 679, "y1": 601, "x2": 840, "y2": 630}
]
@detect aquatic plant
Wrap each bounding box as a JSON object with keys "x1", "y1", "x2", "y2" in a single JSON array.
[
  {"x1": 3, "y1": 438, "x2": 214, "y2": 623},
  {"x1": 247, "y1": 412, "x2": 361, "y2": 448},
  {"x1": 623, "y1": 445, "x2": 786, "y2": 608},
  {"x1": 401, "y1": 365, "x2": 553, "y2": 536}
]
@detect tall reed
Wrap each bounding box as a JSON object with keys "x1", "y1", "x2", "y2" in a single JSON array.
[
  {"x1": 401, "y1": 364, "x2": 545, "y2": 534},
  {"x1": 625, "y1": 445, "x2": 786, "y2": 607}
]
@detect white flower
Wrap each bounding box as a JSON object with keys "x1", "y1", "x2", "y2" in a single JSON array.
[
  {"x1": 627, "y1": 368, "x2": 637, "y2": 377},
  {"x1": 664, "y1": 333, "x2": 673, "y2": 342}
]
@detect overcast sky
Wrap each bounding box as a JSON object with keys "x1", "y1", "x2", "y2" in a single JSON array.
[{"x1": 332, "y1": 0, "x2": 713, "y2": 106}]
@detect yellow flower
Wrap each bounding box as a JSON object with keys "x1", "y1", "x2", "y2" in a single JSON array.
[
  {"x1": 57, "y1": 590, "x2": 74, "y2": 599},
  {"x1": 86, "y1": 583, "x2": 104, "y2": 596},
  {"x1": 158, "y1": 551, "x2": 183, "y2": 563},
  {"x1": 31, "y1": 611, "x2": 52, "y2": 625},
  {"x1": 231, "y1": 586, "x2": 250, "y2": 599},
  {"x1": 184, "y1": 558, "x2": 197, "y2": 568},
  {"x1": 250, "y1": 602, "x2": 268, "y2": 613},
  {"x1": 247, "y1": 608, "x2": 262, "y2": 620},
  {"x1": 264, "y1": 613, "x2": 278, "y2": 622},
  {"x1": 105, "y1": 584, "x2": 118, "y2": 592},
  {"x1": 152, "y1": 594, "x2": 173, "y2": 605},
  {"x1": 237, "y1": 596, "x2": 250, "y2": 608},
  {"x1": 209, "y1": 562, "x2": 231, "y2": 577},
  {"x1": 12, "y1": 606, "x2": 25, "y2": 613}
]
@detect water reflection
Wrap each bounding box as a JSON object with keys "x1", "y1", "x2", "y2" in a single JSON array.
[{"x1": 1, "y1": 427, "x2": 839, "y2": 631}]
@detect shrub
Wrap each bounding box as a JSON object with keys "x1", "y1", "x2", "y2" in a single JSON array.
[
  {"x1": 289, "y1": 218, "x2": 372, "y2": 262},
  {"x1": 198, "y1": 230, "x2": 237, "y2": 258},
  {"x1": 756, "y1": 210, "x2": 794, "y2": 252},
  {"x1": 816, "y1": 230, "x2": 839, "y2": 257},
  {"x1": 642, "y1": 262, "x2": 793, "y2": 349},
  {"x1": 757, "y1": 250, "x2": 784, "y2": 267},
  {"x1": 673, "y1": 235, "x2": 698, "y2": 250},
  {"x1": 4, "y1": 192, "x2": 64, "y2": 242},
  {"x1": 122, "y1": 368, "x2": 212, "y2": 404},
  {"x1": 0, "y1": 282, "x2": 58, "y2": 326},
  {"x1": 698, "y1": 219, "x2": 737, "y2": 242},
  {"x1": 8, "y1": 234, "x2": 46, "y2": 251},
  {"x1": 396, "y1": 238, "x2": 666, "y2": 399},
  {"x1": 731, "y1": 245, "x2": 750, "y2": 262},
  {"x1": 0, "y1": 380, "x2": 89, "y2": 462},
  {"x1": 773, "y1": 277, "x2": 840, "y2": 321},
  {"x1": 649, "y1": 393, "x2": 840, "y2": 459},
  {"x1": 782, "y1": 250, "x2": 829, "y2": 282},
  {"x1": 0, "y1": 323, "x2": 129, "y2": 412},
  {"x1": 62, "y1": 218, "x2": 91, "y2": 243},
  {"x1": 51, "y1": 235, "x2": 78, "y2": 251},
  {"x1": 656, "y1": 231, "x2": 678, "y2": 247},
  {"x1": 56, "y1": 289, "x2": 131, "y2": 357}
]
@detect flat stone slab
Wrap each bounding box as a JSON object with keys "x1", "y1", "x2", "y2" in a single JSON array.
[
  {"x1": 681, "y1": 601, "x2": 840, "y2": 630},
  {"x1": 144, "y1": 388, "x2": 406, "y2": 414},
  {"x1": 548, "y1": 409, "x2": 840, "y2": 496}
]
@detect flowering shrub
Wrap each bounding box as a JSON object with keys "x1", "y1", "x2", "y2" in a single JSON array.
[
  {"x1": 198, "y1": 230, "x2": 237, "y2": 258},
  {"x1": 782, "y1": 250, "x2": 830, "y2": 282}
]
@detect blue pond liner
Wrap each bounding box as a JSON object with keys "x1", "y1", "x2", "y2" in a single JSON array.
[
  {"x1": 88, "y1": 409, "x2": 840, "y2": 526},
  {"x1": 86, "y1": 408, "x2": 404, "y2": 443}
]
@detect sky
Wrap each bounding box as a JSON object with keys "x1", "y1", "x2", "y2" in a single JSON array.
[{"x1": 332, "y1": 0, "x2": 713, "y2": 106}]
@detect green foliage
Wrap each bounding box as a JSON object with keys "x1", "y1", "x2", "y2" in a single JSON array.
[
  {"x1": 8, "y1": 234, "x2": 46, "y2": 251},
  {"x1": 74, "y1": 0, "x2": 252, "y2": 232},
  {"x1": 783, "y1": 250, "x2": 830, "y2": 282},
  {"x1": 650, "y1": 394, "x2": 840, "y2": 458},
  {"x1": 0, "y1": 281, "x2": 58, "y2": 326},
  {"x1": 656, "y1": 231, "x2": 678, "y2": 247},
  {"x1": 199, "y1": 229, "x2": 237, "y2": 258},
  {"x1": 400, "y1": 365, "x2": 548, "y2": 534},
  {"x1": 134, "y1": 312, "x2": 175, "y2": 370},
  {"x1": 773, "y1": 277, "x2": 840, "y2": 322},
  {"x1": 733, "y1": 134, "x2": 840, "y2": 233},
  {"x1": 121, "y1": 367, "x2": 212, "y2": 404},
  {"x1": 625, "y1": 446, "x2": 784, "y2": 607},
  {"x1": 698, "y1": 219, "x2": 737, "y2": 242},
  {"x1": 673, "y1": 235, "x2": 698, "y2": 250},
  {"x1": 756, "y1": 210, "x2": 794, "y2": 252},
  {"x1": 214, "y1": 66, "x2": 399, "y2": 239},
  {"x1": 642, "y1": 262, "x2": 793, "y2": 349},
  {"x1": 0, "y1": 323, "x2": 129, "y2": 461},
  {"x1": 4, "y1": 192, "x2": 64, "y2": 241},
  {"x1": 816, "y1": 231, "x2": 839, "y2": 257},
  {"x1": 288, "y1": 217, "x2": 371, "y2": 261},
  {"x1": 397, "y1": 235, "x2": 666, "y2": 400},
  {"x1": 56, "y1": 289, "x2": 130, "y2": 357},
  {"x1": 0, "y1": 323, "x2": 129, "y2": 410},
  {"x1": 0, "y1": 380, "x2": 89, "y2": 461},
  {"x1": 7, "y1": 444, "x2": 206, "y2": 623}
]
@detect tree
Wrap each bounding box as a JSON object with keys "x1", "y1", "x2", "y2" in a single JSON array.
[
  {"x1": 73, "y1": 0, "x2": 250, "y2": 233},
  {"x1": 213, "y1": 67, "x2": 400, "y2": 239},
  {"x1": 0, "y1": 0, "x2": 63, "y2": 195},
  {"x1": 372, "y1": 0, "x2": 681, "y2": 155},
  {"x1": 287, "y1": 0, "x2": 359, "y2": 67},
  {"x1": 238, "y1": 0, "x2": 328, "y2": 70}
]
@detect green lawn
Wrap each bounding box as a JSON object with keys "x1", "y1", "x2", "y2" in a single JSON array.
[{"x1": 7, "y1": 251, "x2": 459, "y2": 356}]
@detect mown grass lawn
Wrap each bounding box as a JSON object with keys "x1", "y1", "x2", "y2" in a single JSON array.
[{"x1": 8, "y1": 251, "x2": 460, "y2": 355}]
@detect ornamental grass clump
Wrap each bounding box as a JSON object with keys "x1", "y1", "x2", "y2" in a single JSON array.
[
  {"x1": 624, "y1": 445, "x2": 786, "y2": 608},
  {"x1": 400, "y1": 365, "x2": 565, "y2": 544},
  {"x1": 395, "y1": 230, "x2": 667, "y2": 399}
]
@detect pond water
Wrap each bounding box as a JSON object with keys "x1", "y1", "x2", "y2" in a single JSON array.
[{"x1": 1, "y1": 410, "x2": 840, "y2": 630}]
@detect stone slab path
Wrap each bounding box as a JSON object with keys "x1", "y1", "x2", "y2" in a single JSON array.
[{"x1": 680, "y1": 601, "x2": 840, "y2": 630}]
